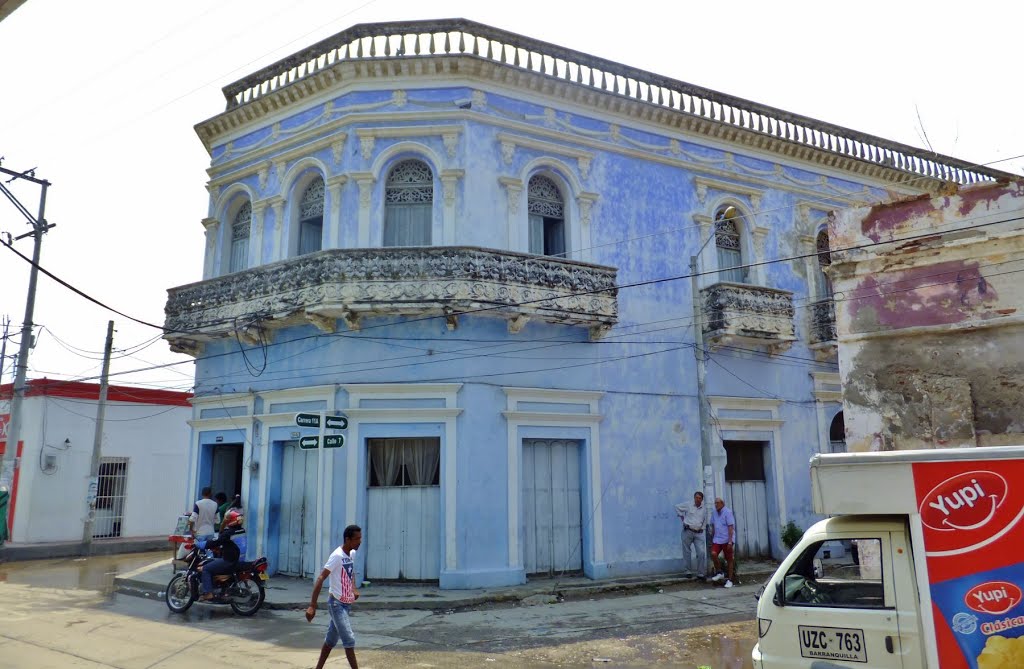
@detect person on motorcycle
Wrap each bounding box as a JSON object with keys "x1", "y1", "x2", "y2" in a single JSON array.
[{"x1": 197, "y1": 509, "x2": 243, "y2": 602}]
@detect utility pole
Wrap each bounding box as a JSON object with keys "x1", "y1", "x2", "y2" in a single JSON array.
[
  {"x1": 690, "y1": 255, "x2": 715, "y2": 503},
  {"x1": 82, "y1": 320, "x2": 115, "y2": 548},
  {"x1": 0, "y1": 316, "x2": 9, "y2": 384},
  {"x1": 0, "y1": 166, "x2": 52, "y2": 511}
]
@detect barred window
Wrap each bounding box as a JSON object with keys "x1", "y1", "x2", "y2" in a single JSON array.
[{"x1": 816, "y1": 228, "x2": 833, "y2": 299}]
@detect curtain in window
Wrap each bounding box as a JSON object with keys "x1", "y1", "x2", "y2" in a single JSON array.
[
  {"x1": 816, "y1": 229, "x2": 833, "y2": 299},
  {"x1": 229, "y1": 238, "x2": 249, "y2": 273},
  {"x1": 717, "y1": 247, "x2": 745, "y2": 283},
  {"x1": 528, "y1": 214, "x2": 545, "y2": 254},
  {"x1": 298, "y1": 219, "x2": 323, "y2": 255},
  {"x1": 370, "y1": 441, "x2": 402, "y2": 487},
  {"x1": 404, "y1": 439, "x2": 440, "y2": 486},
  {"x1": 383, "y1": 204, "x2": 431, "y2": 246},
  {"x1": 715, "y1": 212, "x2": 745, "y2": 283}
]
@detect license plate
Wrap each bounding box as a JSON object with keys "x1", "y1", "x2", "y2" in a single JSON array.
[
  {"x1": 798, "y1": 625, "x2": 867, "y2": 663},
  {"x1": 258, "y1": 572, "x2": 268, "y2": 581}
]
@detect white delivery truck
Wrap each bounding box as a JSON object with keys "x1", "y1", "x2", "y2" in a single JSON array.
[{"x1": 751, "y1": 446, "x2": 1024, "y2": 669}]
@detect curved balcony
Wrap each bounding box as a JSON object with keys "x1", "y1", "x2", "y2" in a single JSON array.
[
  {"x1": 164, "y1": 246, "x2": 618, "y2": 355},
  {"x1": 701, "y1": 282, "x2": 795, "y2": 354}
]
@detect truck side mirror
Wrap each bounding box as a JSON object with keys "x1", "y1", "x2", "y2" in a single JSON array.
[{"x1": 773, "y1": 579, "x2": 785, "y2": 607}]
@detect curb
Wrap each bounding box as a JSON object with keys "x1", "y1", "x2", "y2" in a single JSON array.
[{"x1": 114, "y1": 567, "x2": 777, "y2": 612}]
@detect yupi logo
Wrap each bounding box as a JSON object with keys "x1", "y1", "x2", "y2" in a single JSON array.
[
  {"x1": 920, "y1": 471, "x2": 1006, "y2": 532},
  {"x1": 965, "y1": 581, "x2": 1022, "y2": 615}
]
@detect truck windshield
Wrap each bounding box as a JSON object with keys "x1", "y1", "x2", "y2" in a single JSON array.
[{"x1": 783, "y1": 539, "x2": 887, "y2": 609}]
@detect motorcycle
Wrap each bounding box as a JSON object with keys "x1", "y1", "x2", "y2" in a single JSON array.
[{"x1": 165, "y1": 537, "x2": 269, "y2": 616}]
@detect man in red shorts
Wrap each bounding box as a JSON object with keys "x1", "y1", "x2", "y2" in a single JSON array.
[{"x1": 709, "y1": 496, "x2": 736, "y2": 588}]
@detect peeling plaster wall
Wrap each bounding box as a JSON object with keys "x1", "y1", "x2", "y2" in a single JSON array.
[{"x1": 831, "y1": 181, "x2": 1024, "y2": 451}]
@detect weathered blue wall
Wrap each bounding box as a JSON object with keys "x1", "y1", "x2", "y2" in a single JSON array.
[{"x1": 186, "y1": 82, "x2": 889, "y2": 585}]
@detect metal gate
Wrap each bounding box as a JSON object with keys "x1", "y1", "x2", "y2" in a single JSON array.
[
  {"x1": 723, "y1": 441, "x2": 770, "y2": 558},
  {"x1": 365, "y1": 438, "x2": 441, "y2": 580},
  {"x1": 278, "y1": 442, "x2": 317, "y2": 577},
  {"x1": 522, "y1": 439, "x2": 582, "y2": 575},
  {"x1": 93, "y1": 457, "x2": 129, "y2": 539}
]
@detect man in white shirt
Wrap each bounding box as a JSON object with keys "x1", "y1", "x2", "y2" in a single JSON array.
[
  {"x1": 306, "y1": 524, "x2": 362, "y2": 669},
  {"x1": 188, "y1": 487, "x2": 218, "y2": 541},
  {"x1": 675, "y1": 490, "x2": 709, "y2": 579}
]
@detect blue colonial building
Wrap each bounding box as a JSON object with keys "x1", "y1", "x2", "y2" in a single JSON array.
[{"x1": 165, "y1": 20, "x2": 1006, "y2": 587}]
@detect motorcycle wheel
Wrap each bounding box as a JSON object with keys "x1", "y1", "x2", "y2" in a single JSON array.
[
  {"x1": 229, "y1": 579, "x2": 265, "y2": 616},
  {"x1": 165, "y1": 573, "x2": 195, "y2": 614}
]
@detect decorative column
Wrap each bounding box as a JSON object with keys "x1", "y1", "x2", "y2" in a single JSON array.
[
  {"x1": 751, "y1": 227, "x2": 769, "y2": 284},
  {"x1": 693, "y1": 213, "x2": 713, "y2": 288},
  {"x1": 576, "y1": 192, "x2": 599, "y2": 262},
  {"x1": 263, "y1": 196, "x2": 285, "y2": 261},
  {"x1": 326, "y1": 175, "x2": 348, "y2": 249},
  {"x1": 440, "y1": 169, "x2": 464, "y2": 245},
  {"x1": 201, "y1": 217, "x2": 219, "y2": 279},
  {"x1": 250, "y1": 200, "x2": 268, "y2": 266},
  {"x1": 498, "y1": 176, "x2": 523, "y2": 250},
  {"x1": 351, "y1": 172, "x2": 375, "y2": 247}
]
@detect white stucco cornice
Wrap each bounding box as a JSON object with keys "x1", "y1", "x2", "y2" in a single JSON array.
[
  {"x1": 195, "y1": 56, "x2": 961, "y2": 196},
  {"x1": 693, "y1": 176, "x2": 765, "y2": 209}
]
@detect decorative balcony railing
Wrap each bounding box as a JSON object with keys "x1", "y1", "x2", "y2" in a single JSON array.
[
  {"x1": 164, "y1": 246, "x2": 618, "y2": 354},
  {"x1": 221, "y1": 19, "x2": 1009, "y2": 186},
  {"x1": 701, "y1": 282, "x2": 795, "y2": 352},
  {"x1": 809, "y1": 298, "x2": 837, "y2": 345}
]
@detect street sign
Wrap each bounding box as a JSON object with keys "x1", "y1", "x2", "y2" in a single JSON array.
[
  {"x1": 295, "y1": 413, "x2": 320, "y2": 428},
  {"x1": 298, "y1": 435, "x2": 346, "y2": 450},
  {"x1": 325, "y1": 415, "x2": 348, "y2": 430},
  {"x1": 295, "y1": 413, "x2": 349, "y2": 430}
]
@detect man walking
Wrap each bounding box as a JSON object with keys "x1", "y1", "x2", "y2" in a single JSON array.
[
  {"x1": 710, "y1": 496, "x2": 736, "y2": 588},
  {"x1": 188, "y1": 486, "x2": 218, "y2": 542},
  {"x1": 306, "y1": 524, "x2": 362, "y2": 669},
  {"x1": 674, "y1": 490, "x2": 708, "y2": 579}
]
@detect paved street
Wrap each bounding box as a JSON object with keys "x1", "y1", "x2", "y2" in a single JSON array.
[{"x1": 0, "y1": 554, "x2": 757, "y2": 668}]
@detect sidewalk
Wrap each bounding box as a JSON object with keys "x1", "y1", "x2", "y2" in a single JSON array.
[
  {"x1": 114, "y1": 556, "x2": 778, "y2": 611},
  {"x1": 0, "y1": 536, "x2": 170, "y2": 562}
]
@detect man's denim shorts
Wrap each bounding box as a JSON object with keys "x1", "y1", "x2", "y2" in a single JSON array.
[{"x1": 325, "y1": 596, "x2": 356, "y2": 649}]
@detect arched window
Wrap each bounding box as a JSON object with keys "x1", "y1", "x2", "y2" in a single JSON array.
[
  {"x1": 715, "y1": 206, "x2": 746, "y2": 283},
  {"x1": 297, "y1": 177, "x2": 325, "y2": 255},
  {"x1": 527, "y1": 175, "x2": 566, "y2": 257},
  {"x1": 229, "y1": 201, "x2": 251, "y2": 273},
  {"x1": 384, "y1": 159, "x2": 433, "y2": 246},
  {"x1": 829, "y1": 411, "x2": 846, "y2": 453},
  {"x1": 816, "y1": 229, "x2": 833, "y2": 299}
]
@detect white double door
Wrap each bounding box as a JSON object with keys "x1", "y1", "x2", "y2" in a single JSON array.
[
  {"x1": 522, "y1": 439, "x2": 583, "y2": 575},
  {"x1": 278, "y1": 442, "x2": 317, "y2": 577}
]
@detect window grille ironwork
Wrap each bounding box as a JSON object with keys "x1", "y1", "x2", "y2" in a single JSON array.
[
  {"x1": 232, "y1": 201, "x2": 251, "y2": 241},
  {"x1": 528, "y1": 175, "x2": 564, "y2": 218},
  {"x1": 816, "y1": 229, "x2": 831, "y2": 267},
  {"x1": 385, "y1": 160, "x2": 433, "y2": 204},
  {"x1": 299, "y1": 177, "x2": 325, "y2": 218},
  {"x1": 715, "y1": 208, "x2": 741, "y2": 250}
]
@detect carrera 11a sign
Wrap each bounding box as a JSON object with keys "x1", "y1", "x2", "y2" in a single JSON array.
[
  {"x1": 298, "y1": 435, "x2": 346, "y2": 450},
  {"x1": 294, "y1": 413, "x2": 348, "y2": 430}
]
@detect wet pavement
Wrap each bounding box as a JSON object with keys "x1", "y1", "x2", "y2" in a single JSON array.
[{"x1": 0, "y1": 552, "x2": 757, "y2": 668}]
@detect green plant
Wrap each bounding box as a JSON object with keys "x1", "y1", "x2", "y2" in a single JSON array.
[{"x1": 781, "y1": 521, "x2": 804, "y2": 550}]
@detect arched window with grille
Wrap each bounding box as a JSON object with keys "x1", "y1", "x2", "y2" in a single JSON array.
[
  {"x1": 527, "y1": 175, "x2": 566, "y2": 257},
  {"x1": 383, "y1": 159, "x2": 433, "y2": 246},
  {"x1": 816, "y1": 228, "x2": 833, "y2": 299},
  {"x1": 229, "y1": 200, "x2": 251, "y2": 273},
  {"x1": 715, "y1": 206, "x2": 746, "y2": 283},
  {"x1": 297, "y1": 177, "x2": 325, "y2": 255},
  {"x1": 829, "y1": 411, "x2": 847, "y2": 453}
]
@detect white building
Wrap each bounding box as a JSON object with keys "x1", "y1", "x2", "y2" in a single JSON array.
[{"x1": 1, "y1": 379, "x2": 191, "y2": 544}]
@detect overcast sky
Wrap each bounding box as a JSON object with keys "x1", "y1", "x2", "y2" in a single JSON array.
[{"x1": 1, "y1": 0, "x2": 1021, "y2": 392}]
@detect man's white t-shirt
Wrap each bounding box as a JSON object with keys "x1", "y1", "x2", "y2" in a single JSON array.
[
  {"x1": 324, "y1": 546, "x2": 357, "y2": 604},
  {"x1": 190, "y1": 498, "x2": 218, "y2": 536}
]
